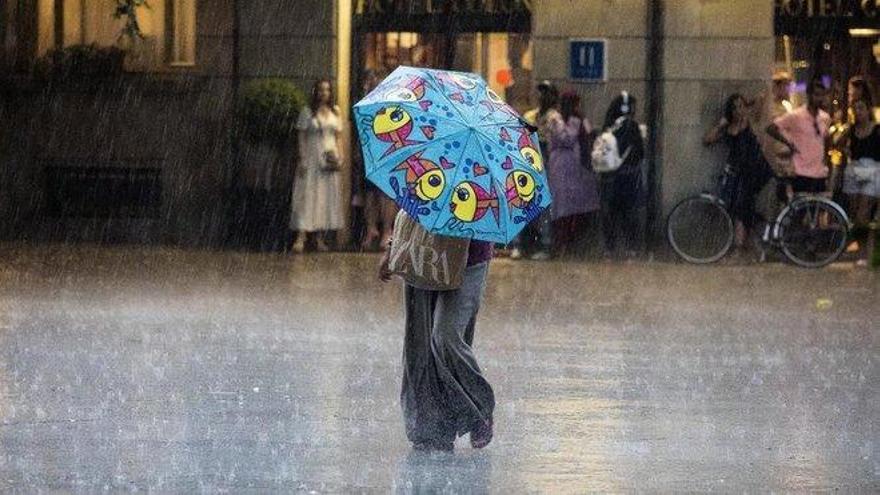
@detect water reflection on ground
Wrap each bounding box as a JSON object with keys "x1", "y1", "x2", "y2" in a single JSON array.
[
  {"x1": 394, "y1": 449, "x2": 492, "y2": 494},
  {"x1": 0, "y1": 245, "x2": 876, "y2": 492}
]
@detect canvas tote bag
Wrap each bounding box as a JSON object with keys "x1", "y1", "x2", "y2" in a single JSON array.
[{"x1": 388, "y1": 210, "x2": 470, "y2": 291}]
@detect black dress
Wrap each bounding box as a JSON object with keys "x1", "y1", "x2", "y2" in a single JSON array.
[
  {"x1": 723, "y1": 126, "x2": 772, "y2": 227},
  {"x1": 599, "y1": 118, "x2": 645, "y2": 252},
  {"x1": 850, "y1": 125, "x2": 880, "y2": 161}
]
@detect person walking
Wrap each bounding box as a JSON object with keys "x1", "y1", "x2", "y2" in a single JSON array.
[
  {"x1": 545, "y1": 90, "x2": 600, "y2": 258},
  {"x1": 703, "y1": 93, "x2": 773, "y2": 254},
  {"x1": 378, "y1": 238, "x2": 495, "y2": 452},
  {"x1": 598, "y1": 91, "x2": 645, "y2": 259},
  {"x1": 766, "y1": 78, "x2": 832, "y2": 195},
  {"x1": 291, "y1": 79, "x2": 344, "y2": 253}
]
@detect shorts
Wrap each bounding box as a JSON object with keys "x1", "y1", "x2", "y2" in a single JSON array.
[
  {"x1": 790, "y1": 176, "x2": 827, "y2": 194},
  {"x1": 843, "y1": 161, "x2": 880, "y2": 198}
]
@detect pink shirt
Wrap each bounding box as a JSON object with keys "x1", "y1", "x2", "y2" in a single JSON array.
[{"x1": 774, "y1": 106, "x2": 830, "y2": 179}]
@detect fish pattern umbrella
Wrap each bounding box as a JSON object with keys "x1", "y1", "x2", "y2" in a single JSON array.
[{"x1": 353, "y1": 66, "x2": 551, "y2": 244}]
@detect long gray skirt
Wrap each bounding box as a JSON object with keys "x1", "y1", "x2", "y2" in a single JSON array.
[{"x1": 401, "y1": 261, "x2": 495, "y2": 445}]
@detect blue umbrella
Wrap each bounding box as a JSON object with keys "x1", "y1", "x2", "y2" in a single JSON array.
[{"x1": 353, "y1": 66, "x2": 551, "y2": 244}]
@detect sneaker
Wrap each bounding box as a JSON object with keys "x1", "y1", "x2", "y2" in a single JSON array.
[
  {"x1": 470, "y1": 419, "x2": 493, "y2": 449},
  {"x1": 529, "y1": 251, "x2": 551, "y2": 261},
  {"x1": 509, "y1": 248, "x2": 522, "y2": 260}
]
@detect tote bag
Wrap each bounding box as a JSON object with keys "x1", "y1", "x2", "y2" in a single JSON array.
[{"x1": 388, "y1": 210, "x2": 470, "y2": 291}]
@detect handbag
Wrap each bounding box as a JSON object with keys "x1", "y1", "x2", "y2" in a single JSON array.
[
  {"x1": 321, "y1": 148, "x2": 341, "y2": 172},
  {"x1": 317, "y1": 112, "x2": 342, "y2": 172},
  {"x1": 387, "y1": 210, "x2": 470, "y2": 291},
  {"x1": 591, "y1": 117, "x2": 631, "y2": 173}
]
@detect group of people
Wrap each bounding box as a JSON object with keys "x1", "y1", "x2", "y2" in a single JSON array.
[
  {"x1": 289, "y1": 69, "x2": 880, "y2": 264},
  {"x1": 703, "y1": 70, "x2": 880, "y2": 263},
  {"x1": 513, "y1": 81, "x2": 645, "y2": 261},
  {"x1": 289, "y1": 75, "x2": 649, "y2": 261}
]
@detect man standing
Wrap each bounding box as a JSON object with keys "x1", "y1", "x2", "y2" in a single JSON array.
[
  {"x1": 759, "y1": 69, "x2": 795, "y2": 177},
  {"x1": 767, "y1": 78, "x2": 832, "y2": 194}
]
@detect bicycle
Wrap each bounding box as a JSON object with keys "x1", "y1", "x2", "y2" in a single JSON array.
[{"x1": 667, "y1": 168, "x2": 851, "y2": 268}]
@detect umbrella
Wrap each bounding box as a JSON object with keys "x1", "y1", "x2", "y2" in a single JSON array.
[{"x1": 353, "y1": 66, "x2": 552, "y2": 244}]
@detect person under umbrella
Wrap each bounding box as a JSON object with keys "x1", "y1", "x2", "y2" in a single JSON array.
[{"x1": 356, "y1": 67, "x2": 552, "y2": 451}]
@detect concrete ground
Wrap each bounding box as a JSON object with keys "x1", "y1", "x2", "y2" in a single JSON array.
[{"x1": 0, "y1": 243, "x2": 876, "y2": 493}]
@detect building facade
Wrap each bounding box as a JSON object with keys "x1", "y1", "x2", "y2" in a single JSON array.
[{"x1": 6, "y1": 1, "x2": 861, "y2": 250}]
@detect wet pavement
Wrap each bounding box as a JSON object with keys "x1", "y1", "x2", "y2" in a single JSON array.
[{"x1": 0, "y1": 243, "x2": 876, "y2": 493}]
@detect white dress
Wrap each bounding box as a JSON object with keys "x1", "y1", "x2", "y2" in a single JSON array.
[{"x1": 290, "y1": 107, "x2": 344, "y2": 232}]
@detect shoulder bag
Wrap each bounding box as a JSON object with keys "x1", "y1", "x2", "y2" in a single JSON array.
[{"x1": 387, "y1": 210, "x2": 470, "y2": 291}]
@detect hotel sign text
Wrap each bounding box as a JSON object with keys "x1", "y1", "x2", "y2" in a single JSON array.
[
  {"x1": 356, "y1": 0, "x2": 532, "y2": 15},
  {"x1": 776, "y1": 0, "x2": 880, "y2": 18}
]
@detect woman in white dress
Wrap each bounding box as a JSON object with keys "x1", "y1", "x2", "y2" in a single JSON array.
[{"x1": 291, "y1": 79, "x2": 344, "y2": 252}]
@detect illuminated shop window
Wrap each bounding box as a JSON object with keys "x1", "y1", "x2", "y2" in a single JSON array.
[{"x1": 35, "y1": 0, "x2": 196, "y2": 69}]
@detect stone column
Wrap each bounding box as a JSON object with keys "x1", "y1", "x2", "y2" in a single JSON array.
[
  {"x1": 659, "y1": 0, "x2": 775, "y2": 220},
  {"x1": 531, "y1": 0, "x2": 775, "y2": 244},
  {"x1": 531, "y1": 0, "x2": 649, "y2": 127}
]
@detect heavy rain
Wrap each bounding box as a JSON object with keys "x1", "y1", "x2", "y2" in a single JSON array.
[{"x1": 0, "y1": 0, "x2": 877, "y2": 493}]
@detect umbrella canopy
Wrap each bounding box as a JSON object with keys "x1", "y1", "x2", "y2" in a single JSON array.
[{"x1": 353, "y1": 66, "x2": 552, "y2": 244}]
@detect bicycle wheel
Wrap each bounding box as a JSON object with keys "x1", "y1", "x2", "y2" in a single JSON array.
[
  {"x1": 778, "y1": 197, "x2": 849, "y2": 268},
  {"x1": 667, "y1": 195, "x2": 734, "y2": 264}
]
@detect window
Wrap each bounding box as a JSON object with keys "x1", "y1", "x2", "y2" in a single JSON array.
[{"x1": 34, "y1": 0, "x2": 196, "y2": 69}]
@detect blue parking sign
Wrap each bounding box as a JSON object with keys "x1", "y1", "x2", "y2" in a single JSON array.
[{"x1": 570, "y1": 39, "x2": 607, "y2": 82}]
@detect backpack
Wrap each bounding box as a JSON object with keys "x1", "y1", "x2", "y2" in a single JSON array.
[{"x1": 591, "y1": 116, "x2": 631, "y2": 173}]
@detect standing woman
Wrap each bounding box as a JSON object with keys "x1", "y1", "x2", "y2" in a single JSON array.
[
  {"x1": 546, "y1": 90, "x2": 600, "y2": 257},
  {"x1": 514, "y1": 81, "x2": 559, "y2": 260},
  {"x1": 703, "y1": 93, "x2": 772, "y2": 252},
  {"x1": 291, "y1": 79, "x2": 344, "y2": 253},
  {"x1": 599, "y1": 91, "x2": 645, "y2": 259},
  {"x1": 843, "y1": 96, "x2": 880, "y2": 261}
]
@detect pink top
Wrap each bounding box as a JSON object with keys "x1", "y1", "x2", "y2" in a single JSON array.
[{"x1": 773, "y1": 106, "x2": 831, "y2": 179}]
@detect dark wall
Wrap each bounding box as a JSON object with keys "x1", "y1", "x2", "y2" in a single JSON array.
[
  {"x1": 0, "y1": 77, "x2": 232, "y2": 246},
  {"x1": 0, "y1": 0, "x2": 336, "y2": 248}
]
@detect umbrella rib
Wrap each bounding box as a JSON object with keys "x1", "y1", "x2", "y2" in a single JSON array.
[
  {"x1": 472, "y1": 126, "x2": 534, "y2": 171},
  {"x1": 422, "y1": 69, "x2": 473, "y2": 124},
  {"x1": 471, "y1": 130, "x2": 511, "y2": 244},
  {"x1": 363, "y1": 127, "x2": 472, "y2": 189},
  {"x1": 428, "y1": 129, "x2": 476, "y2": 237}
]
